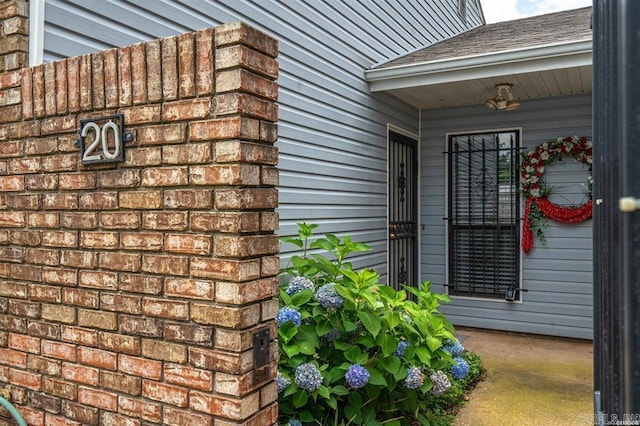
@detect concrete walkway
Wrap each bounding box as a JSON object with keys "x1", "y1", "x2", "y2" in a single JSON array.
[{"x1": 453, "y1": 328, "x2": 594, "y2": 426}]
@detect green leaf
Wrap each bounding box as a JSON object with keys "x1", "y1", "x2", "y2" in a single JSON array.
[
  {"x1": 278, "y1": 321, "x2": 298, "y2": 344},
  {"x1": 414, "y1": 346, "x2": 432, "y2": 367},
  {"x1": 380, "y1": 356, "x2": 401, "y2": 375},
  {"x1": 376, "y1": 333, "x2": 398, "y2": 357},
  {"x1": 343, "y1": 320, "x2": 357, "y2": 332},
  {"x1": 334, "y1": 340, "x2": 352, "y2": 351},
  {"x1": 331, "y1": 385, "x2": 349, "y2": 396},
  {"x1": 282, "y1": 344, "x2": 300, "y2": 358},
  {"x1": 427, "y1": 336, "x2": 442, "y2": 352},
  {"x1": 327, "y1": 396, "x2": 338, "y2": 410},
  {"x1": 297, "y1": 325, "x2": 320, "y2": 347},
  {"x1": 355, "y1": 335, "x2": 376, "y2": 349},
  {"x1": 347, "y1": 391, "x2": 362, "y2": 407},
  {"x1": 280, "y1": 236, "x2": 303, "y2": 248},
  {"x1": 283, "y1": 383, "x2": 298, "y2": 397},
  {"x1": 297, "y1": 341, "x2": 317, "y2": 355},
  {"x1": 290, "y1": 289, "x2": 314, "y2": 306},
  {"x1": 367, "y1": 368, "x2": 387, "y2": 386},
  {"x1": 310, "y1": 238, "x2": 337, "y2": 252},
  {"x1": 344, "y1": 346, "x2": 362, "y2": 363},
  {"x1": 345, "y1": 404, "x2": 362, "y2": 425},
  {"x1": 328, "y1": 367, "x2": 345, "y2": 384},
  {"x1": 357, "y1": 311, "x2": 381, "y2": 337},
  {"x1": 316, "y1": 319, "x2": 333, "y2": 337},
  {"x1": 293, "y1": 390, "x2": 308, "y2": 408},
  {"x1": 311, "y1": 254, "x2": 339, "y2": 275},
  {"x1": 299, "y1": 411, "x2": 314, "y2": 423},
  {"x1": 317, "y1": 385, "x2": 331, "y2": 399}
]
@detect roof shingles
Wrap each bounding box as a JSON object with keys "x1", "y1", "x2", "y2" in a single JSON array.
[{"x1": 376, "y1": 6, "x2": 592, "y2": 68}]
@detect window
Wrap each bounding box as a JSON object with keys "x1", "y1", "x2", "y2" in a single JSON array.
[{"x1": 447, "y1": 131, "x2": 520, "y2": 299}]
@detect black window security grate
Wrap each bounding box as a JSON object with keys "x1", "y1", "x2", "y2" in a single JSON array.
[{"x1": 447, "y1": 131, "x2": 520, "y2": 298}]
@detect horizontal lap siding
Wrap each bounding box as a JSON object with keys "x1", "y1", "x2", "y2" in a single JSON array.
[
  {"x1": 43, "y1": 0, "x2": 482, "y2": 274},
  {"x1": 421, "y1": 93, "x2": 593, "y2": 339}
]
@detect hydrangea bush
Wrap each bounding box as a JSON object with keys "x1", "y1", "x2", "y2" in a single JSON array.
[{"x1": 277, "y1": 223, "x2": 478, "y2": 425}]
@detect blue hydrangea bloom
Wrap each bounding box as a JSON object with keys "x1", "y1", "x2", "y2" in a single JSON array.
[
  {"x1": 443, "y1": 338, "x2": 464, "y2": 357},
  {"x1": 288, "y1": 420, "x2": 302, "y2": 426},
  {"x1": 294, "y1": 363, "x2": 323, "y2": 392},
  {"x1": 277, "y1": 307, "x2": 301, "y2": 327},
  {"x1": 451, "y1": 356, "x2": 470, "y2": 380},
  {"x1": 393, "y1": 340, "x2": 411, "y2": 357},
  {"x1": 430, "y1": 370, "x2": 451, "y2": 395},
  {"x1": 345, "y1": 364, "x2": 370, "y2": 389},
  {"x1": 405, "y1": 366, "x2": 424, "y2": 389},
  {"x1": 276, "y1": 371, "x2": 291, "y2": 393},
  {"x1": 286, "y1": 276, "x2": 315, "y2": 296},
  {"x1": 315, "y1": 283, "x2": 344, "y2": 309}
]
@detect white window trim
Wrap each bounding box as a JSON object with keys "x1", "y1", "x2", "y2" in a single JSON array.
[{"x1": 29, "y1": 0, "x2": 45, "y2": 66}]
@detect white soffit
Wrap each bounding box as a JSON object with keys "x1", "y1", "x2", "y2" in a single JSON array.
[{"x1": 365, "y1": 40, "x2": 592, "y2": 93}]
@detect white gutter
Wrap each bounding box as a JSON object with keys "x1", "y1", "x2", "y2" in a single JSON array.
[{"x1": 365, "y1": 39, "x2": 592, "y2": 92}]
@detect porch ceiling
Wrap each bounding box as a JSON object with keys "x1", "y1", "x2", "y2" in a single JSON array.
[
  {"x1": 377, "y1": 64, "x2": 592, "y2": 110},
  {"x1": 365, "y1": 7, "x2": 593, "y2": 110}
]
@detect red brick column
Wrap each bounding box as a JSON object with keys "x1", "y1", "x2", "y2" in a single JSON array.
[
  {"x1": 0, "y1": 22, "x2": 278, "y2": 426},
  {"x1": 0, "y1": 0, "x2": 29, "y2": 72}
]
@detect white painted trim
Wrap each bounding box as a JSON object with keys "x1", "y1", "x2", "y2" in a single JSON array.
[
  {"x1": 366, "y1": 40, "x2": 592, "y2": 91},
  {"x1": 29, "y1": 0, "x2": 45, "y2": 66},
  {"x1": 443, "y1": 127, "x2": 524, "y2": 304}
]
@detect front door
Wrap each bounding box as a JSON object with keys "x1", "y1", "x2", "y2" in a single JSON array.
[{"x1": 388, "y1": 130, "x2": 418, "y2": 291}]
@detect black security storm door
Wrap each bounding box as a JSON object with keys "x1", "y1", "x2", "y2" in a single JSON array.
[
  {"x1": 388, "y1": 130, "x2": 418, "y2": 291},
  {"x1": 447, "y1": 131, "x2": 520, "y2": 299}
]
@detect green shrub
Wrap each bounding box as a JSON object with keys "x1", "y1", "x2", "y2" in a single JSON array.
[{"x1": 277, "y1": 223, "x2": 480, "y2": 425}]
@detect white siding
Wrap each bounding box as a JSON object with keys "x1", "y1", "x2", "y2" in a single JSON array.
[
  {"x1": 41, "y1": 0, "x2": 483, "y2": 273},
  {"x1": 421, "y1": 93, "x2": 593, "y2": 339}
]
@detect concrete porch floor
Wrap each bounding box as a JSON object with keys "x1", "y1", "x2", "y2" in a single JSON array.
[{"x1": 453, "y1": 327, "x2": 594, "y2": 426}]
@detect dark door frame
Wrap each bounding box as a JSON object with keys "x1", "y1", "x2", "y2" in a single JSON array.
[
  {"x1": 593, "y1": 0, "x2": 640, "y2": 416},
  {"x1": 387, "y1": 126, "x2": 419, "y2": 290}
]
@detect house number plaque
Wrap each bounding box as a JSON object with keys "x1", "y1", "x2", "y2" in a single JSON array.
[{"x1": 76, "y1": 114, "x2": 132, "y2": 164}]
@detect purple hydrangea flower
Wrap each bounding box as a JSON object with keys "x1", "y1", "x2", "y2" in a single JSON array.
[
  {"x1": 393, "y1": 340, "x2": 411, "y2": 357},
  {"x1": 443, "y1": 338, "x2": 465, "y2": 357},
  {"x1": 276, "y1": 371, "x2": 291, "y2": 393},
  {"x1": 315, "y1": 283, "x2": 344, "y2": 309},
  {"x1": 277, "y1": 307, "x2": 301, "y2": 327},
  {"x1": 288, "y1": 420, "x2": 302, "y2": 426},
  {"x1": 294, "y1": 363, "x2": 323, "y2": 392},
  {"x1": 345, "y1": 364, "x2": 370, "y2": 389},
  {"x1": 451, "y1": 356, "x2": 470, "y2": 380},
  {"x1": 430, "y1": 370, "x2": 451, "y2": 395},
  {"x1": 405, "y1": 366, "x2": 424, "y2": 389},
  {"x1": 286, "y1": 276, "x2": 315, "y2": 296}
]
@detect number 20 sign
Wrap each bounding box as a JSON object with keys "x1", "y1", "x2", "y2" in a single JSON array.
[{"x1": 77, "y1": 114, "x2": 128, "y2": 164}]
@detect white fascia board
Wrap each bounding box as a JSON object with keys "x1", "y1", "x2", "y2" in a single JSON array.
[
  {"x1": 366, "y1": 40, "x2": 592, "y2": 92},
  {"x1": 29, "y1": 0, "x2": 45, "y2": 66}
]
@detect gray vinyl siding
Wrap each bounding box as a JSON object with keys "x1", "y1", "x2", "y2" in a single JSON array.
[
  {"x1": 420, "y1": 93, "x2": 593, "y2": 339},
  {"x1": 41, "y1": 0, "x2": 482, "y2": 274}
]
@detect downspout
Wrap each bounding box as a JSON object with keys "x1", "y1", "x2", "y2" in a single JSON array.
[{"x1": 0, "y1": 391, "x2": 27, "y2": 426}]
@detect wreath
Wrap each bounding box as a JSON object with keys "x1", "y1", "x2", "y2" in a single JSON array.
[{"x1": 520, "y1": 136, "x2": 593, "y2": 253}]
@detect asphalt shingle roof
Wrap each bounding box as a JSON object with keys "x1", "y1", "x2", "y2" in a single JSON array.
[{"x1": 376, "y1": 6, "x2": 592, "y2": 68}]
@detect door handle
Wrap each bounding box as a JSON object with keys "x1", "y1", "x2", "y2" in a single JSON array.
[{"x1": 619, "y1": 196, "x2": 640, "y2": 212}]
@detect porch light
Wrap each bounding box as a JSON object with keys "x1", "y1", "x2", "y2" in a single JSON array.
[{"x1": 485, "y1": 83, "x2": 520, "y2": 111}]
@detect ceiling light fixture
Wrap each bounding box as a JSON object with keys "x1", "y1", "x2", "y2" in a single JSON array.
[{"x1": 485, "y1": 83, "x2": 520, "y2": 111}]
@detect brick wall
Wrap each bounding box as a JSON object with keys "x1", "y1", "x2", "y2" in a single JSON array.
[
  {"x1": 0, "y1": 0, "x2": 28, "y2": 72},
  {"x1": 0, "y1": 21, "x2": 279, "y2": 426}
]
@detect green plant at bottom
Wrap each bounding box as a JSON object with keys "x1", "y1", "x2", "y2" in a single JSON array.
[{"x1": 277, "y1": 223, "x2": 482, "y2": 426}]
